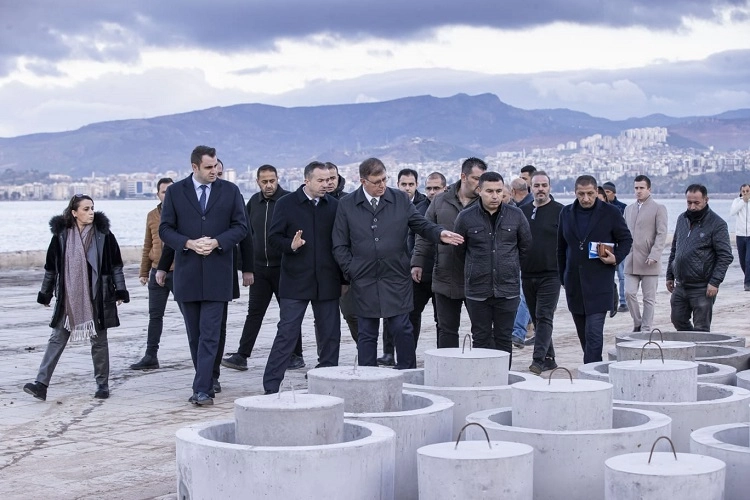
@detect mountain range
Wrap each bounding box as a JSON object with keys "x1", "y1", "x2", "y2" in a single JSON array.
[{"x1": 1, "y1": 93, "x2": 748, "y2": 177}]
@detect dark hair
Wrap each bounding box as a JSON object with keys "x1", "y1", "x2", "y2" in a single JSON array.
[
  {"x1": 427, "y1": 171, "x2": 447, "y2": 186},
  {"x1": 685, "y1": 184, "x2": 708, "y2": 197},
  {"x1": 575, "y1": 175, "x2": 598, "y2": 190},
  {"x1": 359, "y1": 158, "x2": 386, "y2": 179},
  {"x1": 398, "y1": 168, "x2": 419, "y2": 183},
  {"x1": 740, "y1": 183, "x2": 750, "y2": 196},
  {"x1": 256, "y1": 164, "x2": 277, "y2": 178},
  {"x1": 461, "y1": 157, "x2": 488, "y2": 176},
  {"x1": 521, "y1": 164, "x2": 537, "y2": 175},
  {"x1": 325, "y1": 162, "x2": 338, "y2": 172},
  {"x1": 597, "y1": 186, "x2": 609, "y2": 201},
  {"x1": 156, "y1": 177, "x2": 173, "y2": 192},
  {"x1": 304, "y1": 161, "x2": 327, "y2": 179},
  {"x1": 634, "y1": 175, "x2": 651, "y2": 188},
  {"x1": 478, "y1": 171, "x2": 504, "y2": 188},
  {"x1": 190, "y1": 145, "x2": 216, "y2": 166},
  {"x1": 530, "y1": 170, "x2": 550, "y2": 184},
  {"x1": 63, "y1": 194, "x2": 94, "y2": 228}
]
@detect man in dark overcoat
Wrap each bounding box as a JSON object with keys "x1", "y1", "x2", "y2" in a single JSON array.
[
  {"x1": 557, "y1": 175, "x2": 632, "y2": 364},
  {"x1": 332, "y1": 158, "x2": 463, "y2": 369},
  {"x1": 262, "y1": 161, "x2": 342, "y2": 393},
  {"x1": 159, "y1": 145, "x2": 248, "y2": 405}
]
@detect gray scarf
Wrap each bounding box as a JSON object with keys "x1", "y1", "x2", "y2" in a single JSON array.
[{"x1": 64, "y1": 224, "x2": 96, "y2": 341}]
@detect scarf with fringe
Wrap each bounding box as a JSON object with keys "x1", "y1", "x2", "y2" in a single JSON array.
[{"x1": 64, "y1": 224, "x2": 96, "y2": 341}]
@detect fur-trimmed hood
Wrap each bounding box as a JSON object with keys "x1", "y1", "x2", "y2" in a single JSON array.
[{"x1": 49, "y1": 212, "x2": 111, "y2": 235}]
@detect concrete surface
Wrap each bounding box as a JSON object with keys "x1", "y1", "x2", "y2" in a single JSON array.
[{"x1": 2, "y1": 243, "x2": 749, "y2": 499}]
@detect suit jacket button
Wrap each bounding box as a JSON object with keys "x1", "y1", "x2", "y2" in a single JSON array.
[
  {"x1": 202, "y1": 216, "x2": 206, "y2": 220},
  {"x1": 374, "y1": 237, "x2": 379, "y2": 241}
]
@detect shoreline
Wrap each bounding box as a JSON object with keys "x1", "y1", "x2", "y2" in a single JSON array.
[{"x1": 0, "y1": 233, "x2": 722, "y2": 270}]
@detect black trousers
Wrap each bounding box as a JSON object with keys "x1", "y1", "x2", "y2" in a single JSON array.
[
  {"x1": 237, "y1": 266, "x2": 302, "y2": 358},
  {"x1": 571, "y1": 311, "x2": 607, "y2": 364},
  {"x1": 180, "y1": 300, "x2": 225, "y2": 395},
  {"x1": 263, "y1": 298, "x2": 340, "y2": 392},
  {"x1": 434, "y1": 292, "x2": 466, "y2": 348},
  {"x1": 382, "y1": 279, "x2": 436, "y2": 354},
  {"x1": 522, "y1": 276, "x2": 561, "y2": 362},
  {"x1": 145, "y1": 268, "x2": 174, "y2": 356},
  {"x1": 358, "y1": 314, "x2": 415, "y2": 369},
  {"x1": 670, "y1": 285, "x2": 715, "y2": 332},
  {"x1": 465, "y1": 296, "x2": 520, "y2": 365}
]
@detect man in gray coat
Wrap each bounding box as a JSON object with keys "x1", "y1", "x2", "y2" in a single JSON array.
[
  {"x1": 623, "y1": 175, "x2": 668, "y2": 333},
  {"x1": 411, "y1": 158, "x2": 486, "y2": 348},
  {"x1": 333, "y1": 158, "x2": 464, "y2": 369}
]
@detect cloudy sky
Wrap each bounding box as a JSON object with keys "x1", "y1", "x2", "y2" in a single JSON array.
[{"x1": 1, "y1": 0, "x2": 749, "y2": 137}]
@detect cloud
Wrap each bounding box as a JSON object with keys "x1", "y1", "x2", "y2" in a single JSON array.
[
  {"x1": 0, "y1": 0, "x2": 746, "y2": 75},
  {"x1": 0, "y1": 67, "x2": 263, "y2": 137}
]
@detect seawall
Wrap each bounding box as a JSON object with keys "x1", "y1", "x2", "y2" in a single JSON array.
[{"x1": 0, "y1": 245, "x2": 143, "y2": 270}]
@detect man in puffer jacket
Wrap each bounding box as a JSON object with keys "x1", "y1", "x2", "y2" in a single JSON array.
[{"x1": 666, "y1": 184, "x2": 733, "y2": 331}]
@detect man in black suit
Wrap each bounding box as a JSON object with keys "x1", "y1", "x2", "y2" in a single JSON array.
[
  {"x1": 159, "y1": 145, "x2": 247, "y2": 406},
  {"x1": 262, "y1": 161, "x2": 342, "y2": 394},
  {"x1": 557, "y1": 175, "x2": 632, "y2": 364}
]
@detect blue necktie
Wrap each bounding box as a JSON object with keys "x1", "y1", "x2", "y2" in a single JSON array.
[{"x1": 199, "y1": 185, "x2": 207, "y2": 214}]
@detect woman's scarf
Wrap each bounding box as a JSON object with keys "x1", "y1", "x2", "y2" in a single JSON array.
[{"x1": 63, "y1": 224, "x2": 96, "y2": 341}]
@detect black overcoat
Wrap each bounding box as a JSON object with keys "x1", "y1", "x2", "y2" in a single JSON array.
[
  {"x1": 267, "y1": 186, "x2": 341, "y2": 301},
  {"x1": 557, "y1": 199, "x2": 633, "y2": 315},
  {"x1": 159, "y1": 175, "x2": 248, "y2": 302},
  {"x1": 37, "y1": 212, "x2": 130, "y2": 330}
]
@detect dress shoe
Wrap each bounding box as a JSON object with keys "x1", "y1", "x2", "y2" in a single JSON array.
[
  {"x1": 618, "y1": 304, "x2": 629, "y2": 313},
  {"x1": 512, "y1": 338, "x2": 525, "y2": 349},
  {"x1": 286, "y1": 354, "x2": 306, "y2": 370},
  {"x1": 94, "y1": 384, "x2": 109, "y2": 399},
  {"x1": 213, "y1": 379, "x2": 222, "y2": 394},
  {"x1": 745, "y1": 285, "x2": 750, "y2": 291},
  {"x1": 191, "y1": 392, "x2": 213, "y2": 406},
  {"x1": 23, "y1": 381, "x2": 47, "y2": 401},
  {"x1": 524, "y1": 336, "x2": 536, "y2": 346},
  {"x1": 221, "y1": 353, "x2": 248, "y2": 371},
  {"x1": 542, "y1": 357, "x2": 558, "y2": 372},
  {"x1": 528, "y1": 361, "x2": 544, "y2": 375},
  {"x1": 632, "y1": 325, "x2": 641, "y2": 332},
  {"x1": 376, "y1": 353, "x2": 395, "y2": 366},
  {"x1": 129, "y1": 354, "x2": 159, "y2": 370},
  {"x1": 264, "y1": 389, "x2": 278, "y2": 395},
  {"x1": 609, "y1": 309, "x2": 617, "y2": 318}
]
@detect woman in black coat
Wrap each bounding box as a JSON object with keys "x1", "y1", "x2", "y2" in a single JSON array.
[{"x1": 24, "y1": 195, "x2": 129, "y2": 401}]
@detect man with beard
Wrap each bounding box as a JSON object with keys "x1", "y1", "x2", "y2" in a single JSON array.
[{"x1": 666, "y1": 184, "x2": 733, "y2": 331}]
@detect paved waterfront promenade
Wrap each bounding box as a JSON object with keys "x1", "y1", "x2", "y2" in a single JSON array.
[{"x1": 1, "y1": 249, "x2": 748, "y2": 499}]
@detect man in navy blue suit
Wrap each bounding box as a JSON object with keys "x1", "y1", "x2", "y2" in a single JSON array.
[
  {"x1": 159, "y1": 145, "x2": 247, "y2": 406},
  {"x1": 262, "y1": 161, "x2": 342, "y2": 394}
]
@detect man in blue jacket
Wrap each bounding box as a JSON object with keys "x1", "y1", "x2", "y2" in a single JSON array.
[
  {"x1": 262, "y1": 161, "x2": 342, "y2": 394},
  {"x1": 159, "y1": 145, "x2": 248, "y2": 406},
  {"x1": 558, "y1": 175, "x2": 632, "y2": 364}
]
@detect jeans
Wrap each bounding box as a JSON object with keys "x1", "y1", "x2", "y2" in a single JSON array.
[
  {"x1": 737, "y1": 236, "x2": 750, "y2": 287},
  {"x1": 433, "y1": 293, "x2": 466, "y2": 348},
  {"x1": 358, "y1": 314, "x2": 415, "y2": 369},
  {"x1": 571, "y1": 312, "x2": 607, "y2": 364},
  {"x1": 670, "y1": 285, "x2": 716, "y2": 332},
  {"x1": 512, "y1": 291, "x2": 531, "y2": 342},
  {"x1": 36, "y1": 323, "x2": 109, "y2": 387},
  {"x1": 616, "y1": 262, "x2": 626, "y2": 306},
  {"x1": 237, "y1": 266, "x2": 302, "y2": 359},
  {"x1": 146, "y1": 268, "x2": 173, "y2": 356},
  {"x1": 522, "y1": 276, "x2": 561, "y2": 362},
  {"x1": 465, "y1": 296, "x2": 520, "y2": 362}
]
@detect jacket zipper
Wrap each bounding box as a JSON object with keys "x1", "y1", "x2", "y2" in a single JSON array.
[{"x1": 264, "y1": 201, "x2": 270, "y2": 267}]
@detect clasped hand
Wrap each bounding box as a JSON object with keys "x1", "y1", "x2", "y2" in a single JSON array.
[{"x1": 188, "y1": 236, "x2": 217, "y2": 256}]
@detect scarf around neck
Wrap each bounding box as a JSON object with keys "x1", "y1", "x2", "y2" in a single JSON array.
[
  {"x1": 685, "y1": 204, "x2": 709, "y2": 225},
  {"x1": 64, "y1": 224, "x2": 96, "y2": 341}
]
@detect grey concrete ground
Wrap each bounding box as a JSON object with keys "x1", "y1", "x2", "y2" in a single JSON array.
[{"x1": 1, "y1": 250, "x2": 748, "y2": 499}]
